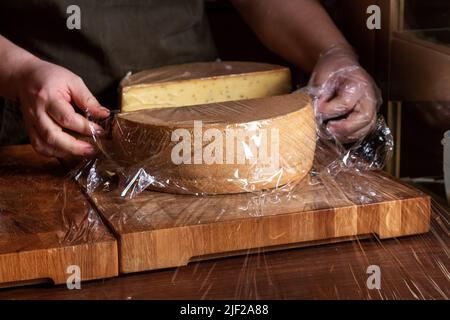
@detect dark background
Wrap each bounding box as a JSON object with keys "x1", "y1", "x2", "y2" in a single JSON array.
[{"x1": 206, "y1": 0, "x2": 449, "y2": 187}]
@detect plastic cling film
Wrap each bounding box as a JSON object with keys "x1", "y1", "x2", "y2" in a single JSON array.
[
  {"x1": 77, "y1": 93, "x2": 317, "y2": 197},
  {"x1": 119, "y1": 61, "x2": 292, "y2": 112},
  {"x1": 77, "y1": 58, "x2": 393, "y2": 199},
  {"x1": 1, "y1": 145, "x2": 448, "y2": 299},
  {"x1": 1, "y1": 56, "x2": 447, "y2": 298}
]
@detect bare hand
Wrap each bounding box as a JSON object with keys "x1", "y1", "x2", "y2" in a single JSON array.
[{"x1": 13, "y1": 58, "x2": 109, "y2": 157}]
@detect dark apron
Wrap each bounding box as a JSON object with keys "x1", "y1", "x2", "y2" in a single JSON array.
[{"x1": 0, "y1": 0, "x2": 217, "y2": 145}]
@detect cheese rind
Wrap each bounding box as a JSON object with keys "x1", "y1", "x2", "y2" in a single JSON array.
[
  {"x1": 112, "y1": 93, "x2": 316, "y2": 194},
  {"x1": 120, "y1": 61, "x2": 292, "y2": 112}
]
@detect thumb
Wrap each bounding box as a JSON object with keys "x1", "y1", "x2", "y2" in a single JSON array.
[{"x1": 69, "y1": 76, "x2": 110, "y2": 118}]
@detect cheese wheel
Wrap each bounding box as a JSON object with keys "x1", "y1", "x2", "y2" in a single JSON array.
[
  {"x1": 120, "y1": 61, "x2": 292, "y2": 112},
  {"x1": 112, "y1": 93, "x2": 316, "y2": 194}
]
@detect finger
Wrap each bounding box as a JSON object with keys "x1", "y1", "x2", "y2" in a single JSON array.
[
  {"x1": 69, "y1": 77, "x2": 110, "y2": 118},
  {"x1": 19, "y1": 103, "x2": 60, "y2": 158},
  {"x1": 330, "y1": 116, "x2": 376, "y2": 144},
  {"x1": 348, "y1": 116, "x2": 377, "y2": 141},
  {"x1": 315, "y1": 75, "x2": 340, "y2": 105},
  {"x1": 28, "y1": 126, "x2": 69, "y2": 158},
  {"x1": 34, "y1": 112, "x2": 96, "y2": 156},
  {"x1": 336, "y1": 79, "x2": 366, "y2": 109},
  {"x1": 317, "y1": 81, "x2": 365, "y2": 121},
  {"x1": 327, "y1": 102, "x2": 377, "y2": 143},
  {"x1": 46, "y1": 98, "x2": 104, "y2": 135}
]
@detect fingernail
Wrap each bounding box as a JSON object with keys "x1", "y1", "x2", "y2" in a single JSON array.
[
  {"x1": 84, "y1": 145, "x2": 95, "y2": 155},
  {"x1": 100, "y1": 107, "x2": 110, "y2": 114},
  {"x1": 95, "y1": 128, "x2": 105, "y2": 136},
  {"x1": 326, "y1": 124, "x2": 337, "y2": 135}
]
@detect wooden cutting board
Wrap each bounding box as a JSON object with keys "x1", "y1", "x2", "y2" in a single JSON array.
[
  {"x1": 88, "y1": 162, "x2": 431, "y2": 274},
  {"x1": 0, "y1": 145, "x2": 432, "y2": 283},
  {"x1": 0, "y1": 146, "x2": 118, "y2": 287}
]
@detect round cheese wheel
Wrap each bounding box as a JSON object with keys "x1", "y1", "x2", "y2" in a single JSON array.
[{"x1": 112, "y1": 93, "x2": 316, "y2": 194}]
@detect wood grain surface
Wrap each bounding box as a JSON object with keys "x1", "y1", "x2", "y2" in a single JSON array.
[
  {"x1": 0, "y1": 146, "x2": 118, "y2": 286},
  {"x1": 0, "y1": 205, "x2": 447, "y2": 299},
  {"x1": 88, "y1": 159, "x2": 431, "y2": 274},
  {"x1": 0, "y1": 145, "x2": 445, "y2": 299}
]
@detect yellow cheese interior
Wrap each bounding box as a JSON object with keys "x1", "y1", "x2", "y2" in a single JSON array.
[{"x1": 120, "y1": 61, "x2": 292, "y2": 112}]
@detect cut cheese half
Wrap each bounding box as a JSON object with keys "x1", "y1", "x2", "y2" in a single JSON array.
[
  {"x1": 120, "y1": 61, "x2": 292, "y2": 112},
  {"x1": 112, "y1": 93, "x2": 316, "y2": 194}
]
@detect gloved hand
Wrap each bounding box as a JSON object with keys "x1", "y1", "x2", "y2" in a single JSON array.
[{"x1": 305, "y1": 44, "x2": 381, "y2": 144}]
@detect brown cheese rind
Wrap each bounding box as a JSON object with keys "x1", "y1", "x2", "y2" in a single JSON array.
[{"x1": 112, "y1": 93, "x2": 316, "y2": 194}]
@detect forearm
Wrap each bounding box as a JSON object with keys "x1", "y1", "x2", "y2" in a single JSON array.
[
  {"x1": 0, "y1": 35, "x2": 41, "y2": 102},
  {"x1": 232, "y1": 0, "x2": 354, "y2": 72}
]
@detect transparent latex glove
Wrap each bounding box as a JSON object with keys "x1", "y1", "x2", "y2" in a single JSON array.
[{"x1": 305, "y1": 44, "x2": 381, "y2": 144}]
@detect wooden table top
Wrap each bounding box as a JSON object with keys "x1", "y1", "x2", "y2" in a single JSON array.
[
  {"x1": 0, "y1": 228, "x2": 448, "y2": 299},
  {"x1": 0, "y1": 145, "x2": 448, "y2": 299}
]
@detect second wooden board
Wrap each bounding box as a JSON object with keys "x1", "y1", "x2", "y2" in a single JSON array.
[
  {"x1": 0, "y1": 146, "x2": 118, "y2": 286},
  {"x1": 88, "y1": 168, "x2": 431, "y2": 274}
]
